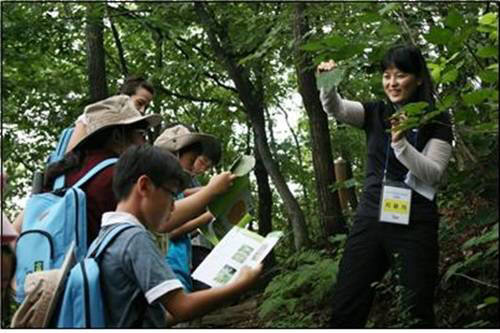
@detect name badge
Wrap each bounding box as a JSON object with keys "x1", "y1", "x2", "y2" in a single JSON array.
[{"x1": 379, "y1": 181, "x2": 412, "y2": 225}]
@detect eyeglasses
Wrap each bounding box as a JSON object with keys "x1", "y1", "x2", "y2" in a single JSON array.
[
  {"x1": 158, "y1": 184, "x2": 177, "y2": 199},
  {"x1": 134, "y1": 129, "x2": 148, "y2": 139}
]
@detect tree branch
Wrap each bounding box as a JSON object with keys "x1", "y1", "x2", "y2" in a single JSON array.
[
  {"x1": 464, "y1": 41, "x2": 485, "y2": 71},
  {"x1": 394, "y1": 8, "x2": 416, "y2": 45},
  {"x1": 454, "y1": 273, "x2": 499, "y2": 289},
  {"x1": 108, "y1": 14, "x2": 128, "y2": 77},
  {"x1": 203, "y1": 71, "x2": 238, "y2": 93}
]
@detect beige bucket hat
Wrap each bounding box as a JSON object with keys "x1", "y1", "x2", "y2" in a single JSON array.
[
  {"x1": 154, "y1": 124, "x2": 220, "y2": 155},
  {"x1": 73, "y1": 94, "x2": 162, "y2": 150},
  {"x1": 11, "y1": 243, "x2": 76, "y2": 328}
]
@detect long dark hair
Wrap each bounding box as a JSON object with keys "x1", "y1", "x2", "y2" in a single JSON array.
[
  {"x1": 381, "y1": 44, "x2": 435, "y2": 107},
  {"x1": 44, "y1": 121, "x2": 148, "y2": 188},
  {"x1": 119, "y1": 76, "x2": 155, "y2": 97}
]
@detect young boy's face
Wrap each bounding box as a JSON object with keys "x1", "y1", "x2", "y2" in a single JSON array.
[
  {"x1": 193, "y1": 155, "x2": 213, "y2": 175},
  {"x1": 178, "y1": 150, "x2": 200, "y2": 175},
  {"x1": 144, "y1": 180, "x2": 178, "y2": 232}
]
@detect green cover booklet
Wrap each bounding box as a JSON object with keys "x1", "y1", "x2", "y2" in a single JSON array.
[{"x1": 199, "y1": 155, "x2": 256, "y2": 246}]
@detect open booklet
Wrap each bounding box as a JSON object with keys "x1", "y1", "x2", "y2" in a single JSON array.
[
  {"x1": 192, "y1": 226, "x2": 283, "y2": 288},
  {"x1": 198, "y1": 155, "x2": 256, "y2": 246}
]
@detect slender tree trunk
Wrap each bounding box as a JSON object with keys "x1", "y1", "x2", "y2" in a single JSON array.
[
  {"x1": 195, "y1": 2, "x2": 310, "y2": 249},
  {"x1": 253, "y1": 140, "x2": 275, "y2": 267},
  {"x1": 109, "y1": 17, "x2": 128, "y2": 77},
  {"x1": 85, "y1": 4, "x2": 108, "y2": 103},
  {"x1": 293, "y1": 3, "x2": 347, "y2": 236}
]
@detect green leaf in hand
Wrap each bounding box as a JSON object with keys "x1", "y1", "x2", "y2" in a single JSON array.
[{"x1": 316, "y1": 68, "x2": 345, "y2": 91}]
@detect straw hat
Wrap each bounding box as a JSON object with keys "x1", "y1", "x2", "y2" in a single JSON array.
[
  {"x1": 154, "y1": 124, "x2": 220, "y2": 155},
  {"x1": 11, "y1": 243, "x2": 76, "y2": 328},
  {"x1": 73, "y1": 94, "x2": 162, "y2": 150}
]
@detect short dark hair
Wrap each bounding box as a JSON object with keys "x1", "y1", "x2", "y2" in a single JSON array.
[
  {"x1": 201, "y1": 140, "x2": 222, "y2": 166},
  {"x1": 113, "y1": 144, "x2": 188, "y2": 201},
  {"x1": 178, "y1": 142, "x2": 203, "y2": 158},
  {"x1": 119, "y1": 76, "x2": 155, "y2": 97},
  {"x1": 380, "y1": 44, "x2": 435, "y2": 106}
]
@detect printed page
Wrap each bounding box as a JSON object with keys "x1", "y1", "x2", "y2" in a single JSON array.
[{"x1": 192, "y1": 226, "x2": 282, "y2": 288}]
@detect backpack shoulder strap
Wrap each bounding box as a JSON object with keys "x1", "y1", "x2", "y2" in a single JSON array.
[
  {"x1": 87, "y1": 224, "x2": 138, "y2": 259},
  {"x1": 73, "y1": 158, "x2": 118, "y2": 189},
  {"x1": 54, "y1": 128, "x2": 75, "y2": 159}
]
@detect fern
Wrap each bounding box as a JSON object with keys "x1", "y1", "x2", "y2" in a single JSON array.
[{"x1": 258, "y1": 247, "x2": 343, "y2": 327}]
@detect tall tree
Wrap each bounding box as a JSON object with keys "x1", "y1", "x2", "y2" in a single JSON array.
[
  {"x1": 194, "y1": 2, "x2": 311, "y2": 249},
  {"x1": 85, "y1": 4, "x2": 108, "y2": 102},
  {"x1": 293, "y1": 3, "x2": 347, "y2": 237}
]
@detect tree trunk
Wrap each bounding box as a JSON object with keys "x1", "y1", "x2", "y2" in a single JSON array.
[
  {"x1": 293, "y1": 3, "x2": 347, "y2": 236},
  {"x1": 253, "y1": 141, "x2": 275, "y2": 267},
  {"x1": 194, "y1": 3, "x2": 310, "y2": 249},
  {"x1": 86, "y1": 4, "x2": 108, "y2": 103}
]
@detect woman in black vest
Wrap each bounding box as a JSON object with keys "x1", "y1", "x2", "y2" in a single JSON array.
[{"x1": 317, "y1": 44, "x2": 453, "y2": 327}]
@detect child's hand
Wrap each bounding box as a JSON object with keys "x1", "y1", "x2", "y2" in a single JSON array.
[
  {"x1": 207, "y1": 171, "x2": 236, "y2": 195},
  {"x1": 236, "y1": 264, "x2": 262, "y2": 286}
]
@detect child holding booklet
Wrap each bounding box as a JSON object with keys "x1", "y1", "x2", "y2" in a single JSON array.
[
  {"x1": 98, "y1": 144, "x2": 261, "y2": 327},
  {"x1": 154, "y1": 124, "x2": 233, "y2": 292}
]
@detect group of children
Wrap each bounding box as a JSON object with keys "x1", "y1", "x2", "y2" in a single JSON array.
[{"x1": 1, "y1": 77, "x2": 262, "y2": 327}]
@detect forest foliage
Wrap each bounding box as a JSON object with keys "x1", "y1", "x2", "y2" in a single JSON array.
[{"x1": 1, "y1": 2, "x2": 498, "y2": 328}]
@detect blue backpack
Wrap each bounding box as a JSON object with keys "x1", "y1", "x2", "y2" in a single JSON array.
[
  {"x1": 47, "y1": 127, "x2": 74, "y2": 165},
  {"x1": 55, "y1": 224, "x2": 137, "y2": 328},
  {"x1": 15, "y1": 158, "x2": 118, "y2": 303}
]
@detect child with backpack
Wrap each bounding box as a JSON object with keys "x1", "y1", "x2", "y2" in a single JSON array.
[
  {"x1": 64, "y1": 76, "x2": 155, "y2": 154},
  {"x1": 83, "y1": 144, "x2": 261, "y2": 327},
  {"x1": 13, "y1": 95, "x2": 160, "y2": 239},
  {"x1": 13, "y1": 95, "x2": 161, "y2": 302},
  {"x1": 153, "y1": 124, "x2": 234, "y2": 292}
]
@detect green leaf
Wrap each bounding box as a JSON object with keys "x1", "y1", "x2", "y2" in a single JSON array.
[
  {"x1": 444, "y1": 262, "x2": 463, "y2": 282},
  {"x1": 477, "y1": 46, "x2": 498, "y2": 59},
  {"x1": 437, "y1": 94, "x2": 456, "y2": 110},
  {"x1": 441, "y1": 69, "x2": 458, "y2": 83},
  {"x1": 378, "y1": 23, "x2": 400, "y2": 36},
  {"x1": 428, "y1": 63, "x2": 442, "y2": 82},
  {"x1": 479, "y1": 12, "x2": 498, "y2": 26},
  {"x1": 401, "y1": 101, "x2": 428, "y2": 115},
  {"x1": 445, "y1": 9, "x2": 462, "y2": 28},
  {"x1": 323, "y1": 35, "x2": 348, "y2": 48},
  {"x1": 358, "y1": 12, "x2": 380, "y2": 24},
  {"x1": 462, "y1": 223, "x2": 499, "y2": 249},
  {"x1": 462, "y1": 89, "x2": 491, "y2": 105},
  {"x1": 300, "y1": 41, "x2": 324, "y2": 52},
  {"x1": 477, "y1": 296, "x2": 498, "y2": 310},
  {"x1": 479, "y1": 69, "x2": 498, "y2": 83},
  {"x1": 378, "y1": 3, "x2": 399, "y2": 15},
  {"x1": 425, "y1": 27, "x2": 453, "y2": 45},
  {"x1": 484, "y1": 296, "x2": 499, "y2": 305},
  {"x1": 315, "y1": 68, "x2": 345, "y2": 91},
  {"x1": 472, "y1": 122, "x2": 498, "y2": 133}
]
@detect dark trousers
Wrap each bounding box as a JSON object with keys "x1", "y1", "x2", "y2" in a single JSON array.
[
  {"x1": 191, "y1": 245, "x2": 212, "y2": 291},
  {"x1": 330, "y1": 216, "x2": 439, "y2": 328}
]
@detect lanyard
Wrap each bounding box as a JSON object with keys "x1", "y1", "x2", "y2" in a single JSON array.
[{"x1": 382, "y1": 130, "x2": 418, "y2": 183}]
